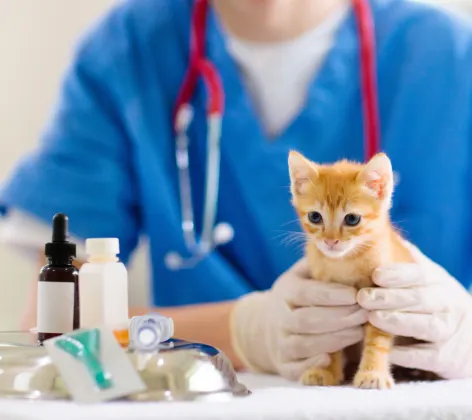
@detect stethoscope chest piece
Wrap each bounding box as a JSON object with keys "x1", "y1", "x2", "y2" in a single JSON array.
[{"x1": 164, "y1": 222, "x2": 234, "y2": 270}]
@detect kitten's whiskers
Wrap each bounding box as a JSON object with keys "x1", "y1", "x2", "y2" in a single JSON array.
[{"x1": 274, "y1": 231, "x2": 308, "y2": 248}]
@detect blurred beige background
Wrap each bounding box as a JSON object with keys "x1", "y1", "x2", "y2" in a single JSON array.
[{"x1": 0, "y1": 0, "x2": 471, "y2": 331}]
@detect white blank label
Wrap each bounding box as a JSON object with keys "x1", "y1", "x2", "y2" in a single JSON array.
[{"x1": 37, "y1": 282, "x2": 75, "y2": 333}]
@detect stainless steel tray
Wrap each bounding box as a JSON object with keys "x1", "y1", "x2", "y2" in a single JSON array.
[{"x1": 0, "y1": 332, "x2": 250, "y2": 402}]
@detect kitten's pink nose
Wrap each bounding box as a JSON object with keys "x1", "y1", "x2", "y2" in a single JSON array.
[{"x1": 324, "y1": 239, "x2": 340, "y2": 248}]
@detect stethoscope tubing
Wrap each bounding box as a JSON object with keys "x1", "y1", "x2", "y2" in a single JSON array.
[{"x1": 166, "y1": 0, "x2": 380, "y2": 270}]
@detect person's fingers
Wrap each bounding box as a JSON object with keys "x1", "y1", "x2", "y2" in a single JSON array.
[
  {"x1": 279, "y1": 354, "x2": 331, "y2": 382},
  {"x1": 277, "y1": 277, "x2": 358, "y2": 307},
  {"x1": 368, "y1": 310, "x2": 457, "y2": 342},
  {"x1": 278, "y1": 327, "x2": 364, "y2": 361},
  {"x1": 357, "y1": 285, "x2": 449, "y2": 313},
  {"x1": 283, "y1": 305, "x2": 368, "y2": 334},
  {"x1": 372, "y1": 263, "x2": 438, "y2": 288},
  {"x1": 390, "y1": 343, "x2": 439, "y2": 372}
]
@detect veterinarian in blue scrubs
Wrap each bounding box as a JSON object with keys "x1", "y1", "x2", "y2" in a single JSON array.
[{"x1": 1, "y1": 0, "x2": 472, "y2": 380}]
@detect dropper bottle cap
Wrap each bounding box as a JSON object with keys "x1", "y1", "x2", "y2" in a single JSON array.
[{"x1": 45, "y1": 213, "x2": 76, "y2": 264}]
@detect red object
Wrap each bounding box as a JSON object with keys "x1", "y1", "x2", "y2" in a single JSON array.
[
  {"x1": 174, "y1": 0, "x2": 381, "y2": 162},
  {"x1": 352, "y1": 0, "x2": 381, "y2": 161},
  {"x1": 173, "y1": 0, "x2": 223, "y2": 123}
]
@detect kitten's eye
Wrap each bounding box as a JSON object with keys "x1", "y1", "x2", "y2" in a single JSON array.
[
  {"x1": 344, "y1": 213, "x2": 361, "y2": 226},
  {"x1": 308, "y1": 211, "x2": 323, "y2": 224}
]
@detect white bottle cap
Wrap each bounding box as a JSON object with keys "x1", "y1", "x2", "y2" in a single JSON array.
[{"x1": 85, "y1": 238, "x2": 120, "y2": 256}]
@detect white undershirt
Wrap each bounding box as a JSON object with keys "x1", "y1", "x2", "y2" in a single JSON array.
[
  {"x1": 0, "y1": 5, "x2": 349, "y2": 255},
  {"x1": 226, "y1": 4, "x2": 349, "y2": 137}
]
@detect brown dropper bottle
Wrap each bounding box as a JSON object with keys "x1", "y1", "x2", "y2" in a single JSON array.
[{"x1": 37, "y1": 213, "x2": 80, "y2": 344}]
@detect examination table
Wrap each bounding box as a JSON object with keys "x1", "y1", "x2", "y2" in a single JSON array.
[{"x1": 1, "y1": 372, "x2": 471, "y2": 419}]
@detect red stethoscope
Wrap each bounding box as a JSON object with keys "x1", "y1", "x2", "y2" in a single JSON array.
[{"x1": 164, "y1": 0, "x2": 380, "y2": 270}]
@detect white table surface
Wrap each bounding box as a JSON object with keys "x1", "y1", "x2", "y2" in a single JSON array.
[{"x1": 1, "y1": 373, "x2": 472, "y2": 420}]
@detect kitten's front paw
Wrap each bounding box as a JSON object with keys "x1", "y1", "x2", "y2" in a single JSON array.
[
  {"x1": 353, "y1": 370, "x2": 394, "y2": 389},
  {"x1": 300, "y1": 368, "x2": 339, "y2": 386}
]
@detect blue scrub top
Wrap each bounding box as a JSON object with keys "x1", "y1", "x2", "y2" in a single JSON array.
[{"x1": 2, "y1": 0, "x2": 472, "y2": 306}]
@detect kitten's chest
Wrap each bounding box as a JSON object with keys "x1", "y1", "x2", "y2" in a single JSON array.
[{"x1": 307, "y1": 246, "x2": 379, "y2": 289}]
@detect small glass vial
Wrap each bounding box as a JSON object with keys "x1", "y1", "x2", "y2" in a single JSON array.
[{"x1": 37, "y1": 213, "x2": 79, "y2": 344}]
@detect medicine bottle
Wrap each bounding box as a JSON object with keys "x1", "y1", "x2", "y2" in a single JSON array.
[
  {"x1": 79, "y1": 238, "x2": 129, "y2": 336},
  {"x1": 37, "y1": 213, "x2": 79, "y2": 344}
]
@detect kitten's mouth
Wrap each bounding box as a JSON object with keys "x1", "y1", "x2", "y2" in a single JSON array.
[{"x1": 316, "y1": 242, "x2": 352, "y2": 258}]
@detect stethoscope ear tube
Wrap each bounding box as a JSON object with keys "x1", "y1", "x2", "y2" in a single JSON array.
[
  {"x1": 352, "y1": 0, "x2": 381, "y2": 161},
  {"x1": 166, "y1": 58, "x2": 232, "y2": 269},
  {"x1": 200, "y1": 113, "x2": 222, "y2": 249},
  {"x1": 174, "y1": 104, "x2": 198, "y2": 251},
  {"x1": 166, "y1": 107, "x2": 226, "y2": 270}
]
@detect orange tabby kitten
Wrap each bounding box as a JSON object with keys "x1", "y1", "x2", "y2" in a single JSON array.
[{"x1": 287, "y1": 150, "x2": 413, "y2": 390}]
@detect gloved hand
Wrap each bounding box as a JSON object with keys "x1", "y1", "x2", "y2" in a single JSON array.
[
  {"x1": 357, "y1": 240, "x2": 472, "y2": 379},
  {"x1": 230, "y1": 258, "x2": 368, "y2": 380}
]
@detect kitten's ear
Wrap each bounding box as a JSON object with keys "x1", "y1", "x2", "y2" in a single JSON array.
[
  {"x1": 357, "y1": 153, "x2": 393, "y2": 200},
  {"x1": 288, "y1": 151, "x2": 318, "y2": 196}
]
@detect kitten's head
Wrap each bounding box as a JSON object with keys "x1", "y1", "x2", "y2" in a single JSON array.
[{"x1": 288, "y1": 151, "x2": 394, "y2": 259}]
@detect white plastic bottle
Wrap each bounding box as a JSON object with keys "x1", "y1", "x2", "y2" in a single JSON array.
[{"x1": 79, "y1": 238, "x2": 129, "y2": 331}]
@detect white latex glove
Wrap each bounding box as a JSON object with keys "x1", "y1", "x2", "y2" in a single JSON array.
[
  {"x1": 357, "y1": 240, "x2": 472, "y2": 379},
  {"x1": 230, "y1": 258, "x2": 368, "y2": 380}
]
